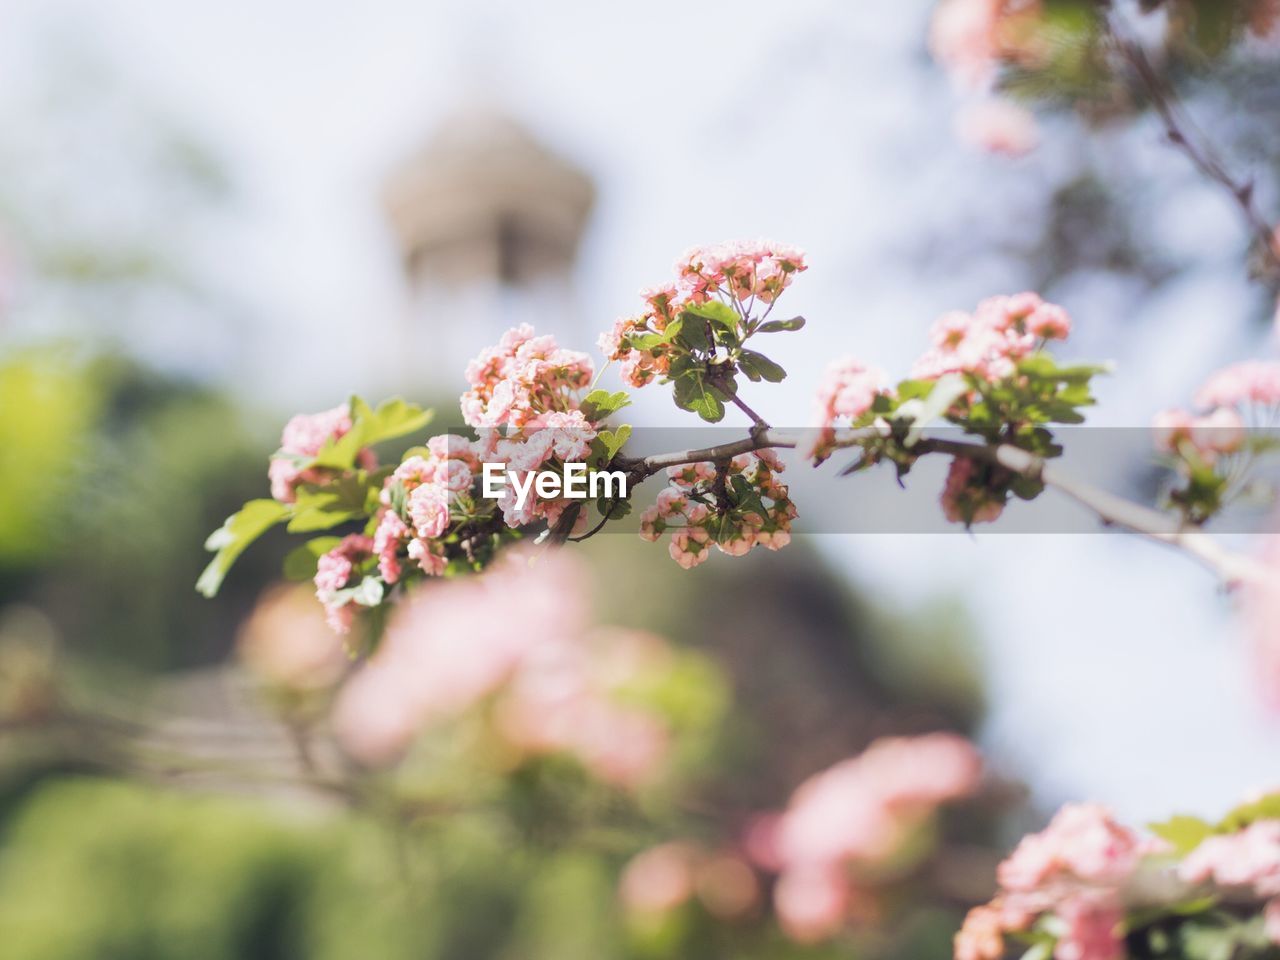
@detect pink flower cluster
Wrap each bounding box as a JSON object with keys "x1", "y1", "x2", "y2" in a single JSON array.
[
  {"x1": 639, "y1": 451, "x2": 795, "y2": 569},
  {"x1": 957, "y1": 804, "x2": 1157, "y2": 960},
  {"x1": 1151, "y1": 406, "x2": 1244, "y2": 463},
  {"x1": 1179, "y1": 820, "x2": 1280, "y2": 898},
  {"x1": 313, "y1": 533, "x2": 376, "y2": 633},
  {"x1": 1194, "y1": 361, "x2": 1280, "y2": 416},
  {"x1": 600, "y1": 240, "x2": 807, "y2": 388},
  {"x1": 372, "y1": 433, "x2": 483, "y2": 583},
  {"x1": 911, "y1": 293, "x2": 1071, "y2": 384},
  {"x1": 461, "y1": 323, "x2": 594, "y2": 430},
  {"x1": 805, "y1": 357, "x2": 889, "y2": 464},
  {"x1": 331, "y1": 549, "x2": 672, "y2": 787},
  {"x1": 267, "y1": 403, "x2": 377, "y2": 503},
  {"x1": 1151, "y1": 360, "x2": 1280, "y2": 468},
  {"x1": 941, "y1": 456, "x2": 1007, "y2": 526},
  {"x1": 747, "y1": 733, "x2": 982, "y2": 943},
  {"x1": 674, "y1": 239, "x2": 807, "y2": 307}
]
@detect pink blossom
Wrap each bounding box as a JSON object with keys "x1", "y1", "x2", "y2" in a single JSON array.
[
  {"x1": 372, "y1": 509, "x2": 410, "y2": 584},
  {"x1": 407, "y1": 483, "x2": 450, "y2": 539},
  {"x1": 669, "y1": 527, "x2": 711, "y2": 569},
  {"x1": 1195, "y1": 361, "x2": 1280, "y2": 411},
  {"x1": 774, "y1": 866, "x2": 850, "y2": 943},
  {"x1": 805, "y1": 356, "x2": 888, "y2": 463},
  {"x1": 772, "y1": 734, "x2": 981, "y2": 875},
  {"x1": 619, "y1": 843, "x2": 698, "y2": 916},
  {"x1": 236, "y1": 585, "x2": 347, "y2": 691},
  {"x1": 1178, "y1": 820, "x2": 1280, "y2": 895},
  {"x1": 1054, "y1": 897, "x2": 1124, "y2": 960},
  {"x1": 460, "y1": 324, "x2": 594, "y2": 430},
  {"x1": 955, "y1": 903, "x2": 1015, "y2": 960},
  {"x1": 1153, "y1": 406, "x2": 1244, "y2": 461},
  {"x1": 941, "y1": 457, "x2": 1005, "y2": 525},
  {"x1": 957, "y1": 98, "x2": 1039, "y2": 157},
  {"x1": 268, "y1": 403, "x2": 376, "y2": 503},
  {"x1": 313, "y1": 534, "x2": 375, "y2": 634},
  {"x1": 929, "y1": 0, "x2": 1006, "y2": 90},
  {"x1": 332, "y1": 549, "x2": 673, "y2": 785},
  {"x1": 997, "y1": 804, "x2": 1145, "y2": 893},
  {"x1": 542, "y1": 409, "x2": 598, "y2": 461}
]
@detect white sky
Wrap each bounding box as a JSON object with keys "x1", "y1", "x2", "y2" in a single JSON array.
[{"x1": 3, "y1": 0, "x2": 1277, "y2": 823}]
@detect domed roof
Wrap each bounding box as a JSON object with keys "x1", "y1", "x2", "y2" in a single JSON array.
[{"x1": 384, "y1": 104, "x2": 595, "y2": 286}]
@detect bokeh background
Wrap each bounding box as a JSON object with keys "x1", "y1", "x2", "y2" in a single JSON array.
[{"x1": 2, "y1": 1, "x2": 1279, "y2": 957}]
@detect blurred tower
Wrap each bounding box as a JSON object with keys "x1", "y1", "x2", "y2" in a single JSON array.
[{"x1": 383, "y1": 105, "x2": 595, "y2": 395}]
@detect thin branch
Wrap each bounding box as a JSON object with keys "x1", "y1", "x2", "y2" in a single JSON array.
[
  {"x1": 616, "y1": 427, "x2": 1266, "y2": 588},
  {"x1": 1113, "y1": 31, "x2": 1280, "y2": 276}
]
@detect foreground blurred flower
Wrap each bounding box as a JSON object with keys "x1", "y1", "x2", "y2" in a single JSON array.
[
  {"x1": 956, "y1": 98, "x2": 1039, "y2": 157},
  {"x1": 751, "y1": 733, "x2": 983, "y2": 942},
  {"x1": 237, "y1": 584, "x2": 347, "y2": 692},
  {"x1": 330, "y1": 548, "x2": 681, "y2": 787}
]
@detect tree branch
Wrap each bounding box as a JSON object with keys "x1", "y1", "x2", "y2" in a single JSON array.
[
  {"x1": 615, "y1": 427, "x2": 1267, "y2": 588},
  {"x1": 1113, "y1": 30, "x2": 1280, "y2": 277}
]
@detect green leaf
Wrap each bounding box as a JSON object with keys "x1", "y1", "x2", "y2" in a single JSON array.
[
  {"x1": 676, "y1": 314, "x2": 711, "y2": 353},
  {"x1": 737, "y1": 349, "x2": 786, "y2": 383},
  {"x1": 282, "y1": 536, "x2": 343, "y2": 581},
  {"x1": 673, "y1": 374, "x2": 726, "y2": 423},
  {"x1": 580, "y1": 389, "x2": 632, "y2": 422},
  {"x1": 1149, "y1": 815, "x2": 1216, "y2": 856},
  {"x1": 596, "y1": 424, "x2": 632, "y2": 462},
  {"x1": 894, "y1": 378, "x2": 938, "y2": 402},
  {"x1": 311, "y1": 396, "x2": 433, "y2": 470},
  {"x1": 756, "y1": 315, "x2": 805, "y2": 333},
  {"x1": 627, "y1": 316, "x2": 684, "y2": 350},
  {"x1": 287, "y1": 475, "x2": 372, "y2": 532},
  {"x1": 683, "y1": 300, "x2": 740, "y2": 330},
  {"x1": 1217, "y1": 793, "x2": 1280, "y2": 833},
  {"x1": 196, "y1": 499, "x2": 292, "y2": 598}
]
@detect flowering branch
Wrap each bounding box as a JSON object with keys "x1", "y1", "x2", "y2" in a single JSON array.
[
  {"x1": 619, "y1": 426, "x2": 1265, "y2": 586},
  {"x1": 196, "y1": 240, "x2": 1280, "y2": 638}
]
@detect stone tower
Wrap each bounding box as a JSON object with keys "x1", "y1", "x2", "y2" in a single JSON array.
[{"x1": 383, "y1": 105, "x2": 595, "y2": 393}]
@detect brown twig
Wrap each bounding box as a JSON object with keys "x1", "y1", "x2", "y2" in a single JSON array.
[
  {"x1": 617, "y1": 427, "x2": 1266, "y2": 588},
  {"x1": 1113, "y1": 30, "x2": 1280, "y2": 277}
]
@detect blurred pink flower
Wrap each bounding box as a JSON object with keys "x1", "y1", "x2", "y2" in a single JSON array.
[
  {"x1": 1195, "y1": 360, "x2": 1280, "y2": 411},
  {"x1": 236, "y1": 585, "x2": 347, "y2": 691},
  {"x1": 941, "y1": 456, "x2": 1005, "y2": 525},
  {"x1": 774, "y1": 866, "x2": 851, "y2": 943},
  {"x1": 1178, "y1": 819, "x2": 1280, "y2": 895},
  {"x1": 619, "y1": 843, "x2": 698, "y2": 916},
  {"x1": 331, "y1": 550, "x2": 673, "y2": 785},
  {"x1": 1055, "y1": 897, "x2": 1124, "y2": 960},
  {"x1": 805, "y1": 357, "x2": 888, "y2": 463},
  {"x1": 754, "y1": 733, "x2": 981, "y2": 943},
  {"x1": 998, "y1": 803, "x2": 1145, "y2": 892},
  {"x1": 957, "y1": 98, "x2": 1039, "y2": 156}
]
